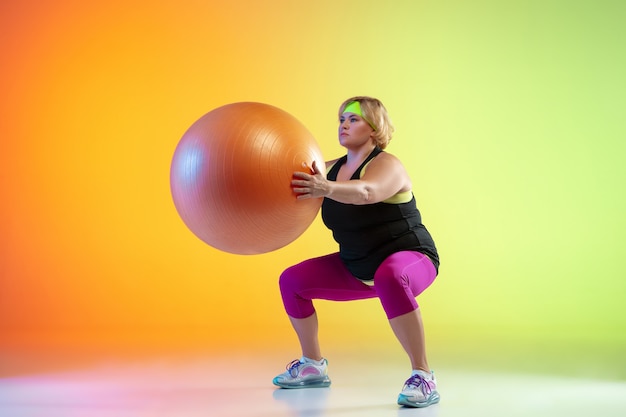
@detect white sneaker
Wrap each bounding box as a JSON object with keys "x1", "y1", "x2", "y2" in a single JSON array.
[
  {"x1": 397, "y1": 371, "x2": 440, "y2": 408},
  {"x1": 272, "y1": 358, "x2": 331, "y2": 389}
]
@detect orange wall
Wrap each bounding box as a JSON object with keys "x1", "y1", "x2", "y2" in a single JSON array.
[{"x1": 1, "y1": 1, "x2": 624, "y2": 374}]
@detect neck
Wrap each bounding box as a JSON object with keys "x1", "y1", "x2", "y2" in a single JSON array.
[{"x1": 346, "y1": 144, "x2": 377, "y2": 163}]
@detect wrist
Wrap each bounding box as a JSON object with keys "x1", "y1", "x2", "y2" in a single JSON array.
[{"x1": 323, "y1": 181, "x2": 333, "y2": 198}]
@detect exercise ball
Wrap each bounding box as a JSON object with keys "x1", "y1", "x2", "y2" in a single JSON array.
[{"x1": 170, "y1": 102, "x2": 324, "y2": 254}]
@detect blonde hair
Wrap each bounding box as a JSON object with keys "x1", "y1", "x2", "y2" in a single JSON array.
[{"x1": 338, "y1": 96, "x2": 395, "y2": 149}]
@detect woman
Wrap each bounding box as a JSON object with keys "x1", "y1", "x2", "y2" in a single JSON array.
[{"x1": 272, "y1": 96, "x2": 440, "y2": 408}]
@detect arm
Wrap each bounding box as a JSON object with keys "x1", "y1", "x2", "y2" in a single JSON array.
[{"x1": 292, "y1": 154, "x2": 411, "y2": 205}]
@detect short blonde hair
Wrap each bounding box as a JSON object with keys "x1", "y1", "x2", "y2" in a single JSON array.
[{"x1": 338, "y1": 96, "x2": 395, "y2": 149}]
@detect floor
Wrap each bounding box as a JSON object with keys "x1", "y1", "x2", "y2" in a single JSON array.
[{"x1": 1, "y1": 350, "x2": 625, "y2": 417}]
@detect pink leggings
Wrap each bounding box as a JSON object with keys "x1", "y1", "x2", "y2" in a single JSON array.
[{"x1": 278, "y1": 251, "x2": 437, "y2": 320}]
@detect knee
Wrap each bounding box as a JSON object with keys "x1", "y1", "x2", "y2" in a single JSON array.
[
  {"x1": 278, "y1": 264, "x2": 302, "y2": 295},
  {"x1": 373, "y1": 261, "x2": 407, "y2": 290}
]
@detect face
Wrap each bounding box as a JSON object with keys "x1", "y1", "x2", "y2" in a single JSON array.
[{"x1": 338, "y1": 112, "x2": 375, "y2": 148}]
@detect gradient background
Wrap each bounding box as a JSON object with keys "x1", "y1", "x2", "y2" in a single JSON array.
[{"x1": 1, "y1": 0, "x2": 624, "y2": 379}]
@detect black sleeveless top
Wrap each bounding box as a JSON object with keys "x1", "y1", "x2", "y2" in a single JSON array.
[{"x1": 321, "y1": 147, "x2": 439, "y2": 280}]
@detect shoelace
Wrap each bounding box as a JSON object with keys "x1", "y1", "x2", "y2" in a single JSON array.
[
  {"x1": 404, "y1": 374, "x2": 433, "y2": 396},
  {"x1": 286, "y1": 359, "x2": 303, "y2": 377}
]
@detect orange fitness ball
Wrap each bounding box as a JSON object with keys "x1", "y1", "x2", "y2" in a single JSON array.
[{"x1": 170, "y1": 102, "x2": 324, "y2": 254}]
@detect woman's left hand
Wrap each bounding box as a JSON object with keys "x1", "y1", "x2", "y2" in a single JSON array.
[{"x1": 292, "y1": 160, "x2": 329, "y2": 200}]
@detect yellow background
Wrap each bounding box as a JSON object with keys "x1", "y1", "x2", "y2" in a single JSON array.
[{"x1": 1, "y1": 0, "x2": 624, "y2": 378}]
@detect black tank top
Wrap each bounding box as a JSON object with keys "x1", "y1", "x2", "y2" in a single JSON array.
[{"x1": 321, "y1": 147, "x2": 439, "y2": 280}]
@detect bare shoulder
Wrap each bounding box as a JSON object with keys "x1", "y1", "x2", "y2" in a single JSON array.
[
  {"x1": 366, "y1": 151, "x2": 412, "y2": 192},
  {"x1": 370, "y1": 151, "x2": 406, "y2": 170},
  {"x1": 325, "y1": 158, "x2": 341, "y2": 169}
]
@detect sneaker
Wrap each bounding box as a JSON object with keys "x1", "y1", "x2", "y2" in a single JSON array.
[
  {"x1": 272, "y1": 358, "x2": 331, "y2": 389},
  {"x1": 397, "y1": 371, "x2": 440, "y2": 408}
]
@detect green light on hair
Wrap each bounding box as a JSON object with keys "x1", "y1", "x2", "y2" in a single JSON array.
[
  {"x1": 343, "y1": 101, "x2": 376, "y2": 130},
  {"x1": 343, "y1": 101, "x2": 362, "y2": 116}
]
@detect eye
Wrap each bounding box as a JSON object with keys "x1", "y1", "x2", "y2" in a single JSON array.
[{"x1": 350, "y1": 117, "x2": 358, "y2": 123}]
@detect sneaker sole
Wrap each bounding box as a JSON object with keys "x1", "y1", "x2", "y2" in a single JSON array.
[
  {"x1": 397, "y1": 391, "x2": 440, "y2": 408},
  {"x1": 272, "y1": 376, "x2": 331, "y2": 389}
]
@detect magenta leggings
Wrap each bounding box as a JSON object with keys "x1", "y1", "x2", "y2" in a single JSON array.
[{"x1": 278, "y1": 251, "x2": 437, "y2": 320}]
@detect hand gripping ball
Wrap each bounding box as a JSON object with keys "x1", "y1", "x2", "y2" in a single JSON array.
[{"x1": 170, "y1": 102, "x2": 324, "y2": 254}]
